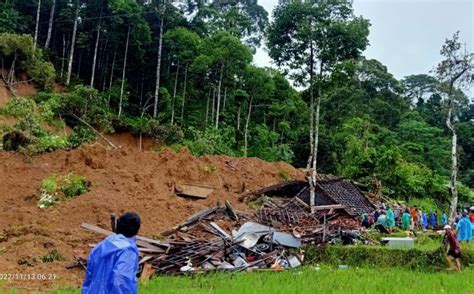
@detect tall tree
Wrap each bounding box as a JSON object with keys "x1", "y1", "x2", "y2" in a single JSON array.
[
  {"x1": 435, "y1": 32, "x2": 474, "y2": 222},
  {"x1": 45, "y1": 0, "x2": 56, "y2": 48},
  {"x1": 66, "y1": 0, "x2": 80, "y2": 86},
  {"x1": 33, "y1": 0, "x2": 41, "y2": 50},
  {"x1": 267, "y1": 0, "x2": 369, "y2": 212}
]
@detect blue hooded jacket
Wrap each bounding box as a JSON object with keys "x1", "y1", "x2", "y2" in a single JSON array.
[
  {"x1": 429, "y1": 212, "x2": 437, "y2": 228},
  {"x1": 457, "y1": 216, "x2": 473, "y2": 242},
  {"x1": 421, "y1": 213, "x2": 428, "y2": 230},
  {"x1": 82, "y1": 234, "x2": 139, "y2": 294},
  {"x1": 441, "y1": 213, "x2": 448, "y2": 226}
]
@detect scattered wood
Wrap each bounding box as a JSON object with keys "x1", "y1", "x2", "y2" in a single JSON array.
[{"x1": 175, "y1": 184, "x2": 214, "y2": 199}]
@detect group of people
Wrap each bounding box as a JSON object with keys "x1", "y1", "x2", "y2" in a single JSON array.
[
  {"x1": 361, "y1": 205, "x2": 474, "y2": 238},
  {"x1": 362, "y1": 205, "x2": 474, "y2": 272}
]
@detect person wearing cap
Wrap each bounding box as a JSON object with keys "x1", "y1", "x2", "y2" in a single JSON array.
[
  {"x1": 82, "y1": 212, "x2": 141, "y2": 294},
  {"x1": 456, "y1": 213, "x2": 472, "y2": 243},
  {"x1": 443, "y1": 225, "x2": 461, "y2": 271}
]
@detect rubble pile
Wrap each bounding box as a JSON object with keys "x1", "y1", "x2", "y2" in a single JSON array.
[{"x1": 79, "y1": 195, "x2": 367, "y2": 279}]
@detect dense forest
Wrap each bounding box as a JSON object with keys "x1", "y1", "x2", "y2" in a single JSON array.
[{"x1": 0, "y1": 0, "x2": 473, "y2": 211}]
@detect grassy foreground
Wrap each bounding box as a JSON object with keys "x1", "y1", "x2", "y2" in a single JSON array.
[{"x1": 49, "y1": 266, "x2": 472, "y2": 294}]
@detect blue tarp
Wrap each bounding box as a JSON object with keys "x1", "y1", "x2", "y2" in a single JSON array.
[{"x1": 82, "y1": 234, "x2": 139, "y2": 294}]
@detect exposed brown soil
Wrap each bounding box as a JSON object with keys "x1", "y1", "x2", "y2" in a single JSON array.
[{"x1": 0, "y1": 144, "x2": 304, "y2": 291}]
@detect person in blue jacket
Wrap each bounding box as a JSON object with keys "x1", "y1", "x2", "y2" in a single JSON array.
[
  {"x1": 441, "y1": 213, "x2": 448, "y2": 226},
  {"x1": 456, "y1": 213, "x2": 472, "y2": 243},
  {"x1": 421, "y1": 212, "x2": 428, "y2": 230},
  {"x1": 429, "y1": 212, "x2": 437, "y2": 229},
  {"x1": 82, "y1": 212, "x2": 141, "y2": 294}
]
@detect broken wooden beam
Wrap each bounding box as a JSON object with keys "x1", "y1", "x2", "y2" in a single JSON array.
[
  {"x1": 312, "y1": 204, "x2": 345, "y2": 211},
  {"x1": 80, "y1": 223, "x2": 169, "y2": 252},
  {"x1": 175, "y1": 184, "x2": 214, "y2": 199}
]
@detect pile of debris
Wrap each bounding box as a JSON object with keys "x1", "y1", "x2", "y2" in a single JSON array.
[{"x1": 77, "y1": 178, "x2": 376, "y2": 278}]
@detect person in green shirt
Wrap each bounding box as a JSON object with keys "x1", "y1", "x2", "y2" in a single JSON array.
[
  {"x1": 386, "y1": 208, "x2": 396, "y2": 232},
  {"x1": 402, "y1": 209, "x2": 411, "y2": 231}
]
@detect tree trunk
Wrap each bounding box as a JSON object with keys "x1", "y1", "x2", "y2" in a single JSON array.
[
  {"x1": 101, "y1": 47, "x2": 109, "y2": 91},
  {"x1": 215, "y1": 63, "x2": 224, "y2": 129},
  {"x1": 60, "y1": 35, "x2": 67, "y2": 78},
  {"x1": 109, "y1": 44, "x2": 117, "y2": 89},
  {"x1": 307, "y1": 43, "x2": 316, "y2": 213},
  {"x1": 34, "y1": 0, "x2": 41, "y2": 50},
  {"x1": 237, "y1": 105, "x2": 241, "y2": 131},
  {"x1": 244, "y1": 98, "x2": 253, "y2": 157},
  {"x1": 205, "y1": 89, "x2": 210, "y2": 125},
  {"x1": 66, "y1": 1, "x2": 80, "y2": 86},
  {"x1": 211, "y1": 87, "x2": 216, "y2": 123},
  {"x1": 153, "y1": 15, "x2": 164, "y2": 118},
  {"x1": 171, "y1": 60, "x2": 180, "y2": 124},
  {"x1": 222, "y1": 87, "x2": 227, "y2": 112},
  {"x1": 446, "y1": 84, "x2": 458, "y2": 223},
  {"x1": 180, "y1": 63, "x2": 188, "y2": 124},
  {"x1": 118, "y1": 26, "x2": 130, "y2": 118},
  {"x1": 90, "y1": 21, "x2": 101, "y2": 87},
  {"x1": 45, "y1": 0, "x2": 56, "y2": 48}
]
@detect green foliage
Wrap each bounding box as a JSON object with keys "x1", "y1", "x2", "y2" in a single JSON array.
[
  {"x1": 146, "y1": 122, "x2": 184, "y2": 145},
  {"x1": 278, "y1": 169, "x2": 292, "y2": 181},
  {"x1": 0, "y1": 33, "x2": 55, "y2": 87},
  {"x1": 183, "y1": 127, "x2": 237, "y2": 156},
  {"x1": 68, "y1": 126, "x2": 96, "y2": 148},
  {"x1": 305, "y1": 245, "x2": 474, "y2": 271},
  {"x1": 60, "y1": 173, "x2": 88, "y2": 198},
  {"x1": 38, "y1": 173, "x2": 88, "y2": 208},
  {"x1": 203, "y1": 164, "x2": 217, "y2": 173},
  {"x1": 42, "y1": 176, "x2": 58, "y2": 195},
  {"x1": 41, "y1": 249, "x2": 63, "y2": 263}
]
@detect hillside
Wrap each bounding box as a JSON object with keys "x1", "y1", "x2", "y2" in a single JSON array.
[{"x1": 0, "y1": 145, "x2": 303, "y2": 290}]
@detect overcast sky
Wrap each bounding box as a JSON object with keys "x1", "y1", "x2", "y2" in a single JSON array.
[{"x1": 254, "y1": 0, "x2": 474, "y2": 83}]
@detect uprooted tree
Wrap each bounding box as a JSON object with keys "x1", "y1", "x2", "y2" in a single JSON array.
[{"x1": 435, "y1": 31, "x2": 474, "y2": 222}]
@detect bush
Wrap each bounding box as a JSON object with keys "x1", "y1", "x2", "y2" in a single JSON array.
[
  {"x1": 147, "y1": 121, "x2": 184, "y2": 145},
  {"x1": 38, "y1": 173, "x2": 89, "y2": 208},
  {"x1": 183, "y1": 127, "x2": 236, "y2": 156},
  {"x1": 68, "y1": 126, "x2": 96, "y2": 148},
  {"x1": 41, "y1": 249, "x2": 63, "y2": 263},
  {"x1": 61, "y1": 173, "x2": 88, "y2": 198}
]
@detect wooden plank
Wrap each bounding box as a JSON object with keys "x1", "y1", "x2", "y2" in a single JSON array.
[
  {"x1": 175, "y1": 184, "x2": 214, "y2": 199},
  {"x1": 312, "y1": 204, "x2": 345, "y2": 211},
  {"x1": 80, "y1": 223, "x2": 168, "y2": 251},
  {"x1": 160, "y1": 206, "x2": 219, "y2": 236}
]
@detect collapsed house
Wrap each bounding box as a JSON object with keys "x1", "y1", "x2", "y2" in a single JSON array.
[
  {"x1": 74, "y1": 176, "x2": 376, "y2": 278},
  {"x1": 239, "y1": 176, "x2": 376, "y2": 217}
]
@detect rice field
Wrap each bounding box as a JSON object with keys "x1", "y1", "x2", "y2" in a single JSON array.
[{"x1": 48, "y1": 265, "x2": 472, "y2": 294}]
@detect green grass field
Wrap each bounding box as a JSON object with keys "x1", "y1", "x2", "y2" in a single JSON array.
[{"x1": 49, "y1": 266, "x2": 472, "y2": 294}]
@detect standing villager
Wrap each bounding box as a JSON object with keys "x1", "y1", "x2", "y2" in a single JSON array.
[
  {"x1": 410, "y1": 207, "x2": 419, "y2": 230},
  {"x1": 456, "y1": 214, "x2": 472, "y2": 243},
  {"x1": 441, "y1": 213, "x2": 448, "y2": 226},
  {"x1": 443, "y1": 225, "x2": 461, "y2": 272},
  {"x1": 82, "y1": 212, "x2": 141, "y2": 294},
  {"x1": 402, "y1": 209, "x2": 411, "y2": 231},
  {"x1": 429, "y1": 212, "x2": 438, "y2": 229},
  {"x1": 421, "y1": 212, "x2": 428, "y2": 231},
  {"x1": 386, "y1": 208, "x2": 395, "y2": 232}
]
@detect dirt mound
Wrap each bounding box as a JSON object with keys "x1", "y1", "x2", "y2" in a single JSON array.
[{"x1": 0, "y1": 145, "x2": 304, "y2": 291}]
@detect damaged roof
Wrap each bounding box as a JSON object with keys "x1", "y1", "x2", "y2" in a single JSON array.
[{"x1": 240, "y1": 176, "x2": 375, "y2": 216}]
